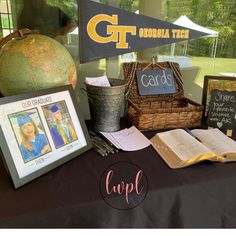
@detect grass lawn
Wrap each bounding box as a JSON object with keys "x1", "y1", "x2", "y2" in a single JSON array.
[{"x1": 190, "y1": 56, "x2": 236, "y2": 85}]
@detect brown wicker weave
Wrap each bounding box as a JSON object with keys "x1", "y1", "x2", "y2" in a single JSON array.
[{"x1": 123, "y1": 61, "x2": 203, "y2": 131}]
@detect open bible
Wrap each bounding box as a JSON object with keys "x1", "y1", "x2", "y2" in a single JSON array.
[{"x1": 150, "y1": 128, "x2": 236, "y2": 168}]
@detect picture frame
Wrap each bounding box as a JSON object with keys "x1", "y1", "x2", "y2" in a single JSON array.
[
  {"x1": 202, "y1": 75, "x2": 236, "y2": 120},
  {"x1": 0, "y1": 85, "x2": 92, "y2": 188}
]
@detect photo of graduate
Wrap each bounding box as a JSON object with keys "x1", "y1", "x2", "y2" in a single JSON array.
[
  {"x1": 8, "y1": 109, "x2": 51, "y2": 163},
  {"x1": 42, "y1": 101, "x2": 78, "y2": 149}
]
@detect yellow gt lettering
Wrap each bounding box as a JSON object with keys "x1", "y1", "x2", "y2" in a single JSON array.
[
  {"x1": 87, "y1": 14, "x2": 136, "y2": 49},
  {"x1": 87, "y1": 14, "x2": 118, "y2": 43}
]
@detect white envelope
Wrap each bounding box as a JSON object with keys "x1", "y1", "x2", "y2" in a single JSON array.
[{"x1": 85, "y1": 75, "x2": 111, "y2": 87}]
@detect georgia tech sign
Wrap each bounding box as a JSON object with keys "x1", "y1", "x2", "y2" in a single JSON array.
[
  {"x1": 87, "y1": 14, "x2": 190, "y2": 49},
  {"x1": 87, "y1": 14, "x2": 136, "y2": 49}
]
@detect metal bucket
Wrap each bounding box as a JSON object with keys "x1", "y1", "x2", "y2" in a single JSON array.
[{"x1": 85, "y1": 79, "x2": 126, "y2": 132}]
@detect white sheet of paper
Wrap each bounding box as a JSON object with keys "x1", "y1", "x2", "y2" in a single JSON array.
[
  {"x1": 101, "y1": 126, "x2": 151, "y2": 151},
  {"x1": 100, "y1": 131, "x2": 125, "y2": 149},
  {"x1": 85, "y1": 75, "x2": 111, "y2": 87}
]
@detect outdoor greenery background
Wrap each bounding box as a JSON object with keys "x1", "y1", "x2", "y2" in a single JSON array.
[{"x1": 163, "y1": 0, "x2": 236, "y2": 58}]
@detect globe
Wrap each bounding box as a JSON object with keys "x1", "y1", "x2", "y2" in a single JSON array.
[{"x1": 0, "y1": 33, "x2": 77, "y2": 96}]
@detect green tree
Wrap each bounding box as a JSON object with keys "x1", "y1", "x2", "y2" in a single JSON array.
[
  {"x1": 46, "y1": 0, "x2": 78, "y2": 22},
  {"x1": 120, "y1": 0, "x2": 139, "y2": 12},
  {"x1": 163, "y1": 0, "x2": 236, "y2": 58},
  {"x1": 100, "y1": 0, "x2": 138, "y2": 11}
]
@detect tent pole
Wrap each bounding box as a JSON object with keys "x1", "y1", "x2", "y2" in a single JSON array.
[
  {"x1": 171, "y1": 43, "x2": 175, "y2": 56},
  {"x1": 213, "y1": 36, "x2": 218, "y2": 58},
  {"x1": 184, "y1": 41, "x2": 188, "y2": 55},
  {"x1": 211, "y1": 37, "x2": 215, "y2": 58},
  {"x1": 210, "y1": 37, "x2": 218, "y2": 71}
]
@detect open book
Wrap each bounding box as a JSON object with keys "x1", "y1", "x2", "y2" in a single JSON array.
[{"x1": 150, "y1": 128, "x2": 236, "y2": 169}]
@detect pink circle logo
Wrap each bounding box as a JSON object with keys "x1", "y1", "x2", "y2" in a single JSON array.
[{"x1": 100, "y1": 162, "x2": 148, "y2": 210}]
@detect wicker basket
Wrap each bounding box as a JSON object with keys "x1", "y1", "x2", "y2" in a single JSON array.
[{"x1": 123, "y1": 61, "x2": 203, "y2": 131}]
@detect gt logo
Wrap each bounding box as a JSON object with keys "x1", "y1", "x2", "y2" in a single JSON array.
[{"x1": 87, "y1": 14, "x2": 136, "y2": 49}]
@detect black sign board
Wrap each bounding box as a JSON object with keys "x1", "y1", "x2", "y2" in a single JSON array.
[
  {"x1": 207, "y1": 89, "x2": 236, "y2": 130},
  {"x1": 136, "y1": 69, "x2": 176, "y2": 96}
]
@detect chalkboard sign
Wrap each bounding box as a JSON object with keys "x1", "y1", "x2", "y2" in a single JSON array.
[
  {"x1": 136, "y1": 69, "x2": 176, "y2": 96},
  {"x1": 207, "y1": 89, "x2": 236, "y2": 130}
]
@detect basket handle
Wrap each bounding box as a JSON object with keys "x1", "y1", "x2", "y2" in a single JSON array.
[
  {"x1": 142, "y1": 56, "x2": 166, "y2": 71},
  {"x1": 128, "y1": 99, "x2": 142, "y2": 115},
  {"x1": 168, "y1": 62, "x2": 184, "y2": 91},
  {"x1": 125, "y1": 62, "x2": 138, "y2": 97},
  {"x1": 0, "y1": 28, "x2": 32, "y2": 48}
]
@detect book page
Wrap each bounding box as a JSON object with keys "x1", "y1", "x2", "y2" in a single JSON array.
[
  {"x1": 191, "y1": 128, "x2": 236, "y2": 158},
  {"x1": 157, "y1": 129, "x2": 214, "y2": 161}
]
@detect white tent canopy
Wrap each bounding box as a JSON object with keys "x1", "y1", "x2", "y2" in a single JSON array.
[
  {"x1": 171, "y1": 15, "x2": 219, "y2": 58},
  {"x1": 174, "y1": 15, "x2": 218, "y2": 37}
]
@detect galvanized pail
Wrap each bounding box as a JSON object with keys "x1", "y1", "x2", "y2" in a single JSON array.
[{"x1": 85, "y1": 79, "x2": 126, "y2": 132}]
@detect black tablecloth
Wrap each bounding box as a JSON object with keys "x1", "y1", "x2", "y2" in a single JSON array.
[{"x1": 0, "y1": 120, "x2": 236, "y2": 228}]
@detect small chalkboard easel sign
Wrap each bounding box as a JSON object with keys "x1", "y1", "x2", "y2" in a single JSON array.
[
  {"x1": 207, "y1": 89, "x2": 236, "y2": 137},
  {"x1": 136, "y1": 68, "x2": 177, "y2": 96},
  {"x1": 202, "y1": 76, "x2": 236, "y2": 139}
]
